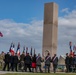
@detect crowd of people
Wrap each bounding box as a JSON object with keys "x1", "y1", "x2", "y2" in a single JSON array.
[
  {"x1": 2, "y1": 52, "x2": 58, "y2": 73},
  {"x1": 65, "y1": 51, "x2": 76, "y2": 73},
  {"x1": 1, "y1": 49, "x2": 76, "y2": 73}
]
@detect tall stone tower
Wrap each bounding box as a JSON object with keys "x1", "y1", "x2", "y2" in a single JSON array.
[{"x1": 42, "y1": 2, "x2": 58, "y2": 57}]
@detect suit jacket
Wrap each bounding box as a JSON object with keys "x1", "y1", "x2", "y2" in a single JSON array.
[
  {"x1": 52, "y1": 56, "x2": 58, "y2": 65},
  {"x1": 36, "y1": 56, "x2": 42, "y2": 65},
  {"x1": 45, "y1": 56, "x2": 51, "y2": 65},
  {"x1": 65, "y1": 56, "x2": 69, "y2": 65},
  {"x1": 24, "y1": 55, "x2": 32, "y2": 64},
  {"x1": 4, "y1": 53, "x2": 10, "y2": 63}
]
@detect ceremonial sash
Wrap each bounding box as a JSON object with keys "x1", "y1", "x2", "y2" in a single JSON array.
[
  {"x1": 45, "y1": 56, "x2": 50, "y2": 62},
  {"x1": 36, "y1": 56, "x2": 40, "y2": 61},
  {"x1": 52, "y1": 56, "x2": 56, "y2": 61}
]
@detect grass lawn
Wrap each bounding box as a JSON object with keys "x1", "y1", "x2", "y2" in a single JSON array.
[{"x1": 0, "y1": 73, "x2": 76, "y2": 75}]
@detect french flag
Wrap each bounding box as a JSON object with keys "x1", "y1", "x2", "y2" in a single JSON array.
[
  {"x1": 16, "y1": 42, "x2": 20, "y2": 56},
  {"x1": 9, "y1": 42, "x2": 15, "y2": 55}
]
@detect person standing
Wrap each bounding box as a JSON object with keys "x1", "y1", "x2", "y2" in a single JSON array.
[
  {"x1": 65, "y1": 53, "x2": 70, "y2": 72},
  {"x1": 69, "y1": 54, "x2": 74, "y2": 72},
  {"x1": 24, "y1": 53, "x2": 32, "y2": 72},
  {"x1": 36, "y1": 53, "x2": 43, "y2": 73},
  {"x1": 19, "y1": 52, "x2": 25, "y2": 71},
  {"x1": 45, "y1": 53, "x2": 51, "y2": 73},
  {"x1": 9, "y1": 53, "x2": 14, "y2": 71},
  {"x1": 13, "y1": 53, "x2": 19, "y2": 71},
  {"x1": 3, "y1": 52, "x2": 10, "y2": 71},
  {"x1": 73, "y1": 55, "x2": 76, "y2": 72},
  {"x1": 52, "y1": 54, "x2": 58, "y2": 73},
  {"x1": 32, "y1": 54, "x2": 36, "y2": 72}
]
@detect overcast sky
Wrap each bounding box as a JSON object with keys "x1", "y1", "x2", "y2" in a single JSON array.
[{"x1": 0, "y1": 0, "x2": 76, "y2": 56}]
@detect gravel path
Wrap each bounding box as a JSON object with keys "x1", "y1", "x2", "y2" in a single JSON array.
[
  {"x1": 0, "y1": 71, "x2": 8, "y2": 74},
  {"x1": 0, "y1": 71, "x2": 24, "y2": 74},
  {"x1": 0, "y1": 71, "x2": 30, "y2": 74}
]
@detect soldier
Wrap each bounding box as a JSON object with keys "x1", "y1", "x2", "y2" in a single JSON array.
[
  {"x1": 0, "y1": 51, "x2": 5, "y2": 67},
  {"x1": 36, "y1": 53, "x2": 43, "y2": 73},
  {"x1": 19, "y1": 52, "x2": 25, "y2": 71},
  {"x1": 52, "y1": 54, "x2": 58, "y2": 73},
  {"x1": 45, "y1": 53, "x2": 51, "y2": 73}
]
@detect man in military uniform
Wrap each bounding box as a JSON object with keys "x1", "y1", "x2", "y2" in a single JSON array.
[{"x1": 19, "y1": 52, "x2": 25, "y2": 71}]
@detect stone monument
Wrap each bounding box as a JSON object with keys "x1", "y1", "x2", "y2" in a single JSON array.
[{"x1": 42, "y1": 2, "x2": 58, "y2": 57}]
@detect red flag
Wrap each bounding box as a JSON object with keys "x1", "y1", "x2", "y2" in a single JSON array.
[
  {"x1": 9, "y1": 42, "x2": 15, "y2": 55},
  {"x1": 16, "y1": 42, "x2": 20, "y2": 56},
  {"x1": 0, "y1": 32, "x2": 3, "y2": 37}
]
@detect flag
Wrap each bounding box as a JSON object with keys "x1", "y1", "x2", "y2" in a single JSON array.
[
  {"x1": 23, "y1": 46, "x2": 25, "y2": 53},
  {"x1": 73, "y1": 45, "x2": 76, "y2": 51},
  {"x1": 34, "y1": 48, "x2": 35, "y2": 55},
  {"x1": 26, "y1": 47, "x2": 28, "y2": 54},
  {"x1": 0, "y1": 32, "x2": 3, "y2": 37},
  {"x1": 69, "y1": 41, "x2": 72, "y2": 51},
  {"x1": 16, "y1": 42, "x2": 20, "y2": 56},
  {"x1": 30, "y1": 47, "x2": 32, "y2": 56},
  {"x1": 73, "y1": 45, "x2": 75, "y2": 51},
  {"x1": 73, "y1": 45, "x2": 76, "y2": 54},
  {"x1": 9, "y1": 42, "x2": 15, "y2": 55}
]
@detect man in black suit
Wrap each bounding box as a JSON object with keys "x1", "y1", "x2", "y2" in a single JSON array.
[
  {"x1": 3, "y1": 52, "x2": 10, "y2": 71},
  {"x1": 13, "y1": 53, "x2": 19, "y2": 71},
  {"x1": 65, "y1": 53, "x2": 70, "y2": 72},
  {"x1": 24, "y1": 53, "x2": 32, "y2": 72},
  {"x1": 52, "y1": 54, "x2": 58, "y2": 73}
]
